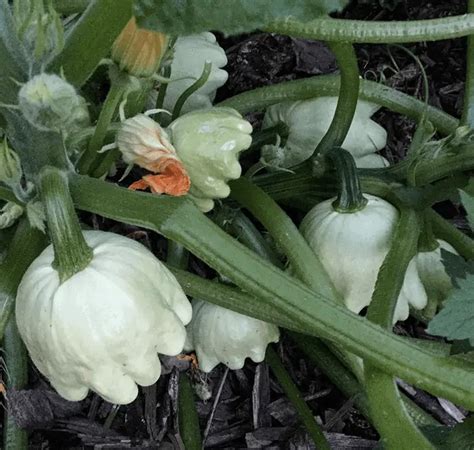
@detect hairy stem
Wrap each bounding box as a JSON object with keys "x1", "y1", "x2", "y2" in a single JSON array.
[
  {"x1": 365, "y1": 209, "x2": 433, "y2": 449},
  {"x1": 314, "y1": 43, "x2": 359, "y2": 158},
  {"x1": 217, "y1": 75, "x2": 458, "y2": 136},
  {"x1": 266, "y1": 15, "x2": 474, "y2": 43}
]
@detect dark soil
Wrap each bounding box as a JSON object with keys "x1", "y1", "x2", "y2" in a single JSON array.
[{"x1": 7, "y1": 0, "x2": 470, "y2": 448}]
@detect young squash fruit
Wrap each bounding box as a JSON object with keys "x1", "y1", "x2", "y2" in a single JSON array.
[
  {"x1": 169, "y1": 107, "x2": 253, "y2": 211},
  {"x1": 16, "y1": 230, "x2": 192, "y2": 404},
  {"x1": 185, "y1": 300, "x2": 280, "y2": 372},
  {"x1": 261, "y1": 97, "x2": 388, "y2": 170},
  {"x1": 163, "y1": 32, "x2": 228, "y2": 113},
  {"x1": 300, "y1": 194, "x2": 428, "y2": 323}
]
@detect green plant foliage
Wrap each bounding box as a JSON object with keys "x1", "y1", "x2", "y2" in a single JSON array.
[
  {"x1": 422, "y1": 418, "x2": 474, "y2": 449},
  {"x1": 428, "y1": 186, "x2": 474, "y2": 345},
  {"x1": 460, "y1": 188, "x2": 474, "y2": 228},
  {"x1": 427, "y1": 275, "x2": 474, "y2": 344},
  {"x1": 441, "y1": 250, "x2": 474, "y2": 287},
  {"x1": 133, "y1": 0, "x2": 349, "y2": 36}
]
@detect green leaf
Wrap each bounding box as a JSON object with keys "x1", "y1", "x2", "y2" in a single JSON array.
[
  {"x1": 0, "y1": 2, "x2": 29, "y2": 104},
  {"x1": 422, "y1": 418, "x2": 474, "y2": 449},
  {"x1": 427, "y1": 274, "x2": 474, "y2": 344},
  {"x1": 441, "y1": 249, "x2": 474, "y2": 287},
  {"x1": 444, "y1": 417, "x2": 474, "y2": 449},
  {"x1": 450, "y1": 339, "x2": 474, "y2": 355},
  {"x1": 460, "y1": 187, "x2": 474, "y2": 230},
  {"x1": 133, "y1": 0, "x2": 349, "y2": 36}
]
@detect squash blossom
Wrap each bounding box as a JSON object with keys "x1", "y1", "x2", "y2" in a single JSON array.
[
  {"x1": 185, "y1": 300, "x2": 280, "y2": 372},
  {"x1": 168, "y1": 107, "x2": 253, "y2": 211},
  {"x1": 16, "y1": 230, "x2": 192, "y2": 405},
  {"x1": 116, "y1": 113, "x2": 190, "y2": 196},
  {"x1": 300, "y1": 194, "x2": 428, "y2": 323},
  {"x1": 112, "y1": 17, "x2": 168, "y2": 78}
]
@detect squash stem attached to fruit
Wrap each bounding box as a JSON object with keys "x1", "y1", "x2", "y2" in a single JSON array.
[
  {"x1": 39, "y1": 167, "x2": 93, "y2": 282},
  {"x1": 327, "y1": 148, "x2": 368, "y2": 213}
]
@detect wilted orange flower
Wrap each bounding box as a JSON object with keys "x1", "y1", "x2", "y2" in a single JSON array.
[
  {"x1": 116, "y1": 113, "x2": 191, "y2": 197},
  {"x1": 129, "y1": 158, "x2": 191, "y2": 196}
]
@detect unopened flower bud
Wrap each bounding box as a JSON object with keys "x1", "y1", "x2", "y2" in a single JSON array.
[
  {"x1": 112, "y1": 17, "x2": 168, "y2": 78},
  {"x1": 13, "y1": 0, "x2": 64, "y2": 64},
  {"x1": 18, "y1": 73, "x2": 90, "y2": 133},
  {"x1": 0, "y1": 140, "x2": 22, "y2": 186}
]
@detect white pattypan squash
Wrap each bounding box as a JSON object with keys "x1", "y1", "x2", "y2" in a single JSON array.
[
  {"x1": 354, "y1": 153, "x2": 390, "y2": 169},
  {"x1": 16, "y1": 230, "x2": 192, "y2": 405},
  {"x1": 416, "y1": 239, "x2": 457, "y2": 305},
  {"x1": 185, "y1": 300, "x2": 280, "y2": 372},
  {"x1": 168, "y1": 107, "x2": 252, "y2": 212},
  {"x1": 163, "y1": 32, "x2": 228, "y2": 114},
  {"x1": 300, "y1": 195, "x2": 427, "y2": 323},
  {"x1": 261, "y1": 97, "x2": 387, "y2": 169}
]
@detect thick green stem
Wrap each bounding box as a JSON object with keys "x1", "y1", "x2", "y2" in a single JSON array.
[
  {"x1": 217, "y1": 75, "x2": 458, "y2": 136},
  {"x1": 289, "y1": 333, "x2": 371, "y2": 420},
  {"x1": 3, "y1": 315, "x2": 28, "y2": 450},
  {"x1": 365, "y1": 209, "x2": 433, "y2": 449},
  {"x1": 429, "y1": 210, "x2": 474, "y2": 260},
  {"x1": 462, "y1": 0, "x2": 474, "y2": 127},
  {"x1": 327, "y1": 148, "x2": 368, "y2": 213},
  {"x1": 216, "y1": 208, "x2": 282, "y2": 268},
  {"x1": 69, "y1": 174, "x2": 474, "y2": 409},
  {"x1": 266, "y1": 346, "x2": 330, "y2": 449},
  {"x1": 170, "y1": 268, "x2": 440, "y2": 427},
  {"x1": 253, "y1": 161, "x2": 472, "y2": 205},
  {"x1": 167, "y1": 240, "x2": 189, "y2": 269},
  {"x1": 314, "y1": 43, "x2": 359, "y2": 158},
  {"x1": 413, "y1": 153, "x2": 474, "y2": 186},
  {"x1": 418, "y1": 212, "x2": 439, "y2": 253},
  {"x1": 266, "y1": 15, "x2": 474, "y2": 43},
  {"x1": 78, "y1": 71, "x2": 132, "y2": 175},
  {"x1": 39, "y1": 168, "x2": 92, "y2": 282},
  {"x1": 230, "y1": 177, "x2": 339, "y2": 301},
  {"x1": 178, "y1": 373, "x2": 202, "y2": 450},
  {"x1": 0, "y1": 220, "x2": 47, "y2": 339},
  {"x1": 47, "y1": 0, "x2": 132, "y2": 87}
]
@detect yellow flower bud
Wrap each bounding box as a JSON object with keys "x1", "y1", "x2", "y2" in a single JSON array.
[{"x1": 112, "y1": 17, "x2": 168, "y2": 78}]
